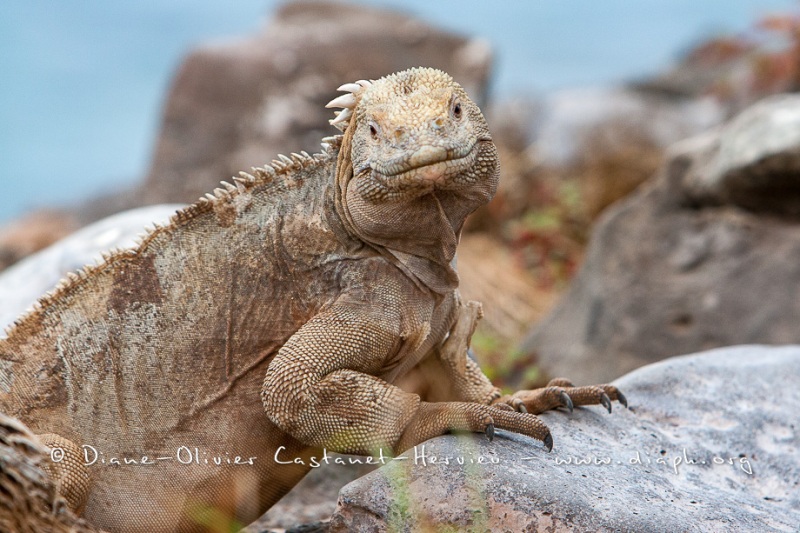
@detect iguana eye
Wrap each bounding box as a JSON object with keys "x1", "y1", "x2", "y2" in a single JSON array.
[
  {"x1": 369, "y1": 123, "x2": 379, "y2": 139},
  {"x1": 452, "y1": 101, "x2": 462, "y2": 120}
]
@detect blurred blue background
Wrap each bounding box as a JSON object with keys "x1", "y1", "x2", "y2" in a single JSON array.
[{"x1": 1, "y1": 0, "x2": 796, "y2": 222}]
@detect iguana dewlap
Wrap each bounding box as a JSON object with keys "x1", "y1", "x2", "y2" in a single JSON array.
[{"x1": 0, "y1": 68, "x2": 625, "y2": 533}]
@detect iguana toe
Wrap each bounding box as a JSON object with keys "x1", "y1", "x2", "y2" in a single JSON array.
[
  {"x1": 510, "y1": 397, "x2": 527, "y2": 413},
  {"x1": 559, "y1": 390, "x2": 574, "y2": 413},
  {"x1": 617, "y1": 390, "x2": 628, "y2": 408},
  {"x1": 544, "y1": 432, "x2": 553, "y2": 452},
  {"x1": 496, "y1": 381, "x2": 628, "y2": 415},
  {"x1": 600, "y1": 393, "x2": 612, "y2": 413}
]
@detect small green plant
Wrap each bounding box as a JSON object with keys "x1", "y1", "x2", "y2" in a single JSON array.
[
  {"x1": 188, "y1": 502, "x2": 244, "y2": 533},
  {"x1": 472, "y1": 329, "x2": 543, "y2": 390},
  {"x1": 384, "y1": 455, "x2": 415, "y2": 532}
]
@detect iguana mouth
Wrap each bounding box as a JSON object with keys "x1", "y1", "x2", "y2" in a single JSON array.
[{"x1": 370, "y1": 138, "x2": 490, "y2": 184}]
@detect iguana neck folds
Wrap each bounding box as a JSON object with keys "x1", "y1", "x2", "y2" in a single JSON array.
[{"x1": 326, "y1": 67, "x2": 499, "y2": 294}]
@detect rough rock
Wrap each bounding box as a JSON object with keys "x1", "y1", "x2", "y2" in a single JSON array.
[
  {"x1": 328, "y1": 346, "x2": 800, "y2": 532},
  {"x1": 526, "y1": 86, "x2": 723, "y2": 168},
  {"x1": 244, "y1": 460, "x2": 375, "y2": 532},
  {"x1": 139, "y1": 0, "x2": 492, "y2": 206},
  {"x1": 477, "y1": 86, "x2": 724, "y2": 229},
  {"x1": 0, "y1": 205, "x2": 181, "y2": 332},
  {"x1": 634, "y1": 29, "x2": 800, "y2": 113},
  {"x1": 0, "y1": 210, "x2": 79, "y2": 273},
  {"x1": 678, "y1": 94, "x2": 800, "y2": 217},
  {"x1": 522, "y1": 93, "x2": 800, "y2": 384},
  {"x1": 0, "y1": 413, "x2": 105, "y2": 533}
]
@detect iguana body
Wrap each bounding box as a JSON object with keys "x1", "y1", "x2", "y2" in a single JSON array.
[{"x1": 0, "y1": 68, "x2": 624, "y2": 532}]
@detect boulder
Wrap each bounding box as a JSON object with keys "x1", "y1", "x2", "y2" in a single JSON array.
[
  {"x1": 328, "y1": 345, "x2": 800, "y2": 532},
  {"x1": 139, "y1": 0, "x2": 492, "y2": 207},
  {"x1": 521, "y1": 94, "x2": 800, "y2": 384},
  {"x1": 529, "y1": 86, "x2": 723, "y2": 169},
  {"x1": 0, "y1": 210, "x2": 79, "y2": 273},
  {"x1": 244, "y1": 460, "x2": 375, "y2": 532},
  {"x1": 678, "y1": 94, "x2": 800, "y2": 217}
]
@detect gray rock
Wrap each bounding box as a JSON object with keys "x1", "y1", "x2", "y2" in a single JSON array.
[
  {"x1": 0, "y1": 205, "x2": 182, "y2": 332},
  {"x1": 0, "y1": 210, "x2": 79, "y2": 273},
  {"x1": 244, "y1": 459, "x2": 375, "y2": 532},
  {"x1": 522, "y1": 94, "x2": 800, "y2": 384},
  {"x1": 529, "y1": 86, "x2": 723, "y2": 168},
  {"x1": 328, "y1": 346, "x2": 800, "y2": 532},
  {"x1": 678, "y1": 93, "x2": 800, "y2": 216}
]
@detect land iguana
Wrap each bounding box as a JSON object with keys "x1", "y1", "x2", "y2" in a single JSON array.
[{"x1": 0, "y1": 67, "x2": 626, "y2": 532}]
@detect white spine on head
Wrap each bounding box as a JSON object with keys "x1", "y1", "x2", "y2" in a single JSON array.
[{"x1": 326, "y1": 79, "x2": 373, "y2": 131}]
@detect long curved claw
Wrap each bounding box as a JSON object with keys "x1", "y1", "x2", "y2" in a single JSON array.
[
  {"x1": 543, "y1": 432, "x2": 553, "y2": 452},
  {"x1": 507, "y1": 397, "x2": 527, "y2": 413},
  {"x1": 559, "y1": 390, "x2": 574, "y2": 413},
  {"x1": 617, "y1": 390, "x2": 628, "y2": 409},
  {"x1": 486, "y1": 422, "x2": 495, "y2": 442},
  {"x1": 600, "y1": 393, "x2": 612, "y2": 413}
]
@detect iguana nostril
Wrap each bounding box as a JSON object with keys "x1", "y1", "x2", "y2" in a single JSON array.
[
  {"x1": 394, "y1": 127, "x2": 407, "y2": 143},
  {"x1": 431, "y1": 117, "x2": 444, "y2": 130}
]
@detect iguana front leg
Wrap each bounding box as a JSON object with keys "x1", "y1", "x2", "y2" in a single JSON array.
[
  {"x1": 261, "y1": 300, "x2": 551, "y2": 455},
  {"x1": 432, "y1": 298, "x2": 627, "y2": 440}
]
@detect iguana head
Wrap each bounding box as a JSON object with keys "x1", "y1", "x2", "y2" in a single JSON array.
[
  {"x1": 328, "y1": 67, "x2": 498, "y2": 202},
  {"x1": 327, "y1": 67, "x2": 499, "y2": 293}
]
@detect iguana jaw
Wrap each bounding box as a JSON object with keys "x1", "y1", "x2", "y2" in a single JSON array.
[
  {"x1": 368, "y1": 138, "x2": 491, "y2": 187},
  {"x1": 351, "y1": 136, "x2": 495, "y2": 203}
]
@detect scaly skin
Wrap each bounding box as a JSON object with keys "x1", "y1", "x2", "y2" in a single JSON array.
[{"x1": 0, "y1": 68, "x2": 625, "y2": 533}]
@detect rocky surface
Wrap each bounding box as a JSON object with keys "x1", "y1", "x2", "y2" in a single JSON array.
[
  {"x1": 0, "y1": 205, "x2": 181, "y2": 332},
  {"x1": 522, "y1": 93, "x2": 800, "y2": 384},
  {"x1": 635, "y1": 19, "x2": 800, "y2": 114},
  {"x1": 0, "y1": 210, "x2": 79, "y2": 273},
  {"x1": 244, "y1": 461, "x2": 375, "y2": 533},
  {"x1": 328, "y1": 345, "x2": 800, "y2": 532},
  {"x1": 137, "y1": 0, "x2": 491, "y2": 208},
  {"x1": 481, "y1": 87, "x2": 724, "y2": 224},
  {"x1": 678, "y1": 94, "x2": 800, "y2": 216},
  {"x1": 526, "y1": 86, "x2": 723, "y2": 169}
]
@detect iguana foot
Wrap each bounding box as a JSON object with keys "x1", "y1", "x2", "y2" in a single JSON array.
[
  {"x1": 494, "y1": 378, "x2": 627, "y2": 415},
  {"x1": 397, "y1": 401, "x2": 554, "y2": 453}
]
